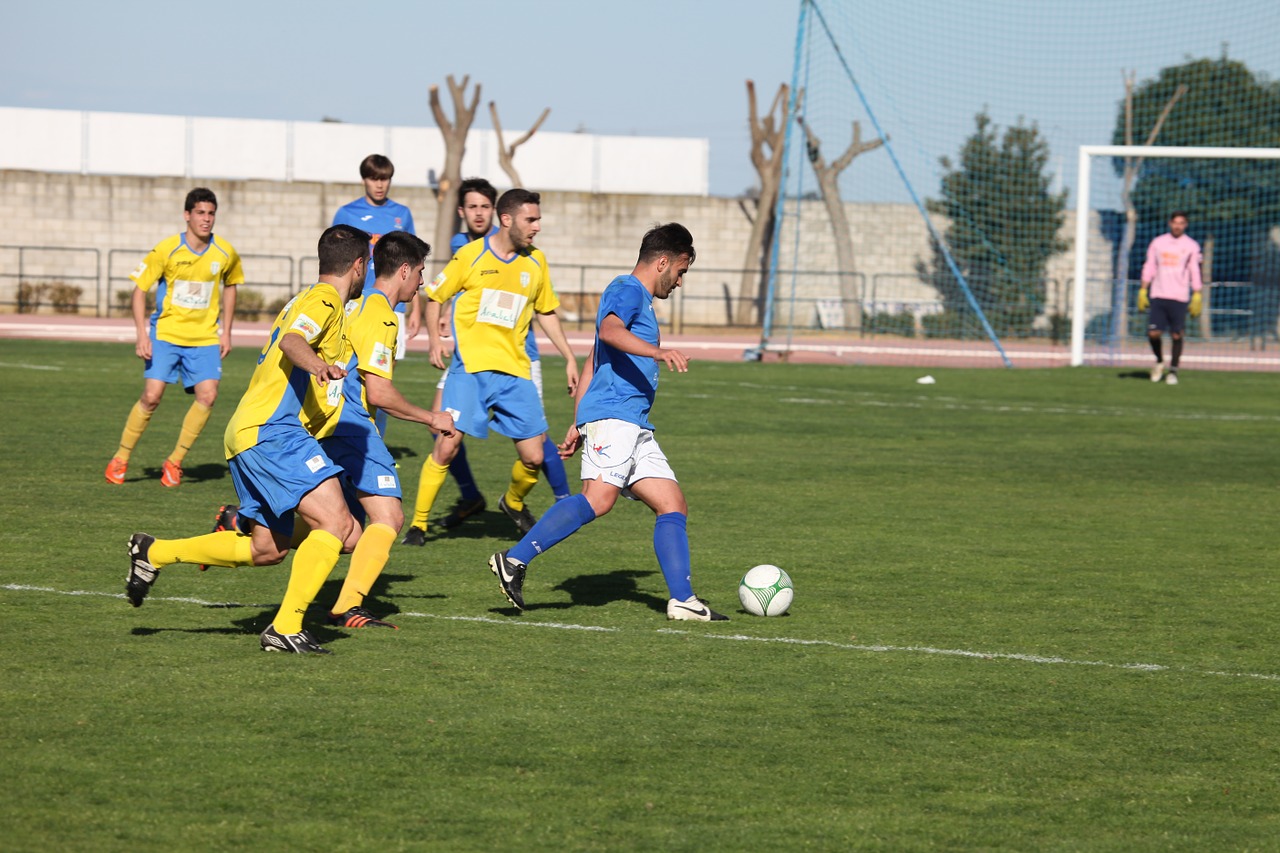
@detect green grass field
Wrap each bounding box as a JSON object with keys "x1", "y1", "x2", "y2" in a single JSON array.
[{"x1": 2, "y1": 338, "x2": 1278, "y2": 851}]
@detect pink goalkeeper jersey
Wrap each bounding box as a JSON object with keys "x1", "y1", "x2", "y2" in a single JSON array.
[{"x1": 1141, "y1": 233, "x2": 1203, "y2": 302}]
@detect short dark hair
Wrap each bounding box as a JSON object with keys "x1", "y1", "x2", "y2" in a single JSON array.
[
  {"x1": 1169, "y1": 211, "x2": 1189, "y2": 222},
  {"x1": 637, "y1": 223, "x2": 696, "y2": 265},
  {"x1": 184, "y1": 187, "x2": 217, "y2": 212},
  {"x1": 318, "y1": 224, "x2": 372, "y2": 276},
  {"x1": 458, "y1": 177, "x2": 498, "y2": 207},
  {"x1": 373, "y1": 231, "x2": 431, "y2": 277},
  {"x1": 497, "y1": 188, "x2": 541, "y2": 219},
  {"x1": 359, "y1": 154, "x2": 395, "y2": 181}
]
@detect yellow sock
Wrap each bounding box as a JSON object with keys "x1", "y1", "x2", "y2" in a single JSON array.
[
  {"x1": 149, "y1": 531, "x2": 253, "y2": 568},
  {"x1": 504, "y1": 459, "x2": 540, "y2": 511},
  {"x1": 273, "y1": 529, "x2": 343, "y2": 634},
  {"x1": 168, "y1": 401, "x2": 211, "y2": 466},
  {"x1": 332, "y1": 523, "x2": 397, "y2": 615},
  {"x1": 115, "y1": 402, "x2": 153, "y2": 462},
  {"x1": 410, "y1": 456, "x2": 451, "y2": 529}
]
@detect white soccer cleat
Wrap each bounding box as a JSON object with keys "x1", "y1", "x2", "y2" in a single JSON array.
[
  {"x1": 1166, "y1": 371, "x2": 1179, "y2": 386},
  {"x1": 1150, "y1": 363, "x2": 1165, "y2": 383},
  {"x1": 666, "y1": 596, "x2": 729, "y2": 622}
]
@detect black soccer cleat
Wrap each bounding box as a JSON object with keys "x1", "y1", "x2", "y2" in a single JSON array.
[
  {"x1": 400, "y1": 526, "x2": 427, "y2": 547},
  {"x1": 126, "y1": 533, "x2": 158, "y2": 607},
  {"x1": 488, "y1": 550, "x2": 527, "y2": 611},
  {"x1": 327, "y1": 606, "x2": 399, "y2": 630},
  {"x1": 259, "y1": 625, "x2": 331, "y2": 654},
  {"x1": 498, "y1": 494, "x2": 536, "y2": 536},
  {"x1": 212, "y1": 503, "x2": 239, "y2": 533},
  {"x1": 441, "y1": 495, "x2": 486, "y2": 530}
]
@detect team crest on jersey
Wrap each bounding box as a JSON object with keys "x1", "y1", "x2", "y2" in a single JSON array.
[
  {"x1": 210, "y1": 261, "x2": 220, "y2": 275},
  {"x1": 520, "y1": 272, "x2": 531, "y2": 288}
]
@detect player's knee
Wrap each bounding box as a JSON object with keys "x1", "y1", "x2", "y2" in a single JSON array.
[
  {"x1": 1171, "y1": 332, "x2": 1183, "y2": 341},
  {"x1": 251, "y1": 543, "x2": 288, "y2": 566},
  {"x1": 138, "y1": 391, "x2": 163, "y2": 410},
  {"x1": 339, "y1": 517, "x2": 362, "y2": 553}
]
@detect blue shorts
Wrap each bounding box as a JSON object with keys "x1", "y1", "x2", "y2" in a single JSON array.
[
  {"x1": 144, "y1": 339, "x2": 222, "y2": 389},
  {"x1": 440, "y1": 364, "x2": 547, "y2": 440},
  {"x1": 228, "y1": 429, "x2": 342, "y2": 538},
  {"x1": 321, "y1": 428, "x2": 402, "y2": 524},
  {"x1": 1149, "y1": 298, "x2": 1188, "y2": 334}
]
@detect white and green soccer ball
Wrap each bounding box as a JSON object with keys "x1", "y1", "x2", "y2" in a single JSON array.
[{"x1": 738, "y1": 564, "x2": 793, "y2": 616}]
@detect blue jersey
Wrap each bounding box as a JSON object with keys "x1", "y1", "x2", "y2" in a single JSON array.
[
  {"x1": 576, "y1": 275, "x2": 659, "y2": 430},
  {"x1": 449, "y1": 229, "x2": 540, "y2": 362},
  {"x1": 332, "y1": 197, "x2": 415, "y2": 311}
]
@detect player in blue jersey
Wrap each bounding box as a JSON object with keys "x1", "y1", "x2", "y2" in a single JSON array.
[
  {"x1": 105, "y1": 188, "x2": 242, "y2": 487},
  {"x1": 317, "y1": 231, "x2": 455, "y2": 628},
  {"x1": 333, "y1": 154, "x2": 420, "y2": 434},
  {"x1": 488, "y1": 223, "x2": 728, "y2": 621}
]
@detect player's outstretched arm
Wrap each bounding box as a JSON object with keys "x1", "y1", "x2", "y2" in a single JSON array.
[
  {"x1": 598, "y1": 314, "x2": 688, "y2": 373},
  {"x1": 535, "y1": 310, "x2": 579, "y2": 394},
  {"x1": 364, "y1": 373, "x2": 454, "y2": 436},
  {"x1": 279, "y1": 332, "x2": 345, "y2": 385}
]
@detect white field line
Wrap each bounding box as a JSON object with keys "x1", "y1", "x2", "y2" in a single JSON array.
[{"x1": 8, "y1": 583, "x2": 1278, "y2": 683}]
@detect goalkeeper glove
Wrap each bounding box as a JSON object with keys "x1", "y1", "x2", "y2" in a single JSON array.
[
  {"x1": 1189, "y1": 291, "x2": 1203, "y2": 318},
  {"x1": 1137, "y1": 288, "x2": 1150, "y2": 312}
]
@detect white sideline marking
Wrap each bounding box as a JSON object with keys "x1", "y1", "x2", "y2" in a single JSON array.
[
  {"x1": 8, "y1": 583, "x2": 1278, "y2": 682},
  {"x1": 0, "y1": 361, "x2": 63, "y2": 371}
]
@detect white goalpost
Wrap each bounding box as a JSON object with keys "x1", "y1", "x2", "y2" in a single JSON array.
[{"x1": 1070, "y1": 144, "x2": 1280, "y2": 367}]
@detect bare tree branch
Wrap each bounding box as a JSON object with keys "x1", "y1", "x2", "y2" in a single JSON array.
[{"x1": 490, "y1": 102, "x2": 551, "y2": 188}]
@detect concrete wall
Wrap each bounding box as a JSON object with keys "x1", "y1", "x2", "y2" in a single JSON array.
[{"x1": 0, "y1": 170, "x2": 1115, "y2": 328}]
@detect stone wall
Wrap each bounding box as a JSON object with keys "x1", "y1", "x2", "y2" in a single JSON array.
[{"x1": 0, "y1": 170, "x2": 1114, "y2": 327}]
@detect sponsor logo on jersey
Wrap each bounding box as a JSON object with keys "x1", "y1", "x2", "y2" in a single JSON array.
[
  {"x1": 305, "y1": 455, "x2": 326, "y2": 473},
  {"x1": 427, "y1": 271, "x2": 447, "y2": 292},
  {"x1": 291, "y1": 313, "x2": 322, "y2": 340},
  {"x1": 370, "y1": 341, "x2": 393, "y2": 371}
]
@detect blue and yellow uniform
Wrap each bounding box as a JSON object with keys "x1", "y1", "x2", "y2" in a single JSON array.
[
  {"x1": 131, "y1": 233, "x2": 243, "y2": 347},
  {"x1": 223, "y1": 283, "x2": 347, "y2": 535},
  {"x1": 577, "y1": 275, "x2": 663, "y2": 431},
  {"x1": 315, "y1": 290, "x2": 403, "y2": 516},
  {"x1": 423, "y1": 235, "x2": 559, "y2": 439},
  {"x1": 130, "y1": 233, "x2": 243, "y2": 387}
]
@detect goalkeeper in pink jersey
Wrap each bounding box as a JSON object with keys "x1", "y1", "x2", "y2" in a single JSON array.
[{"x1": 1138, "y1": 212, "x2": 1203, "y2": 385}]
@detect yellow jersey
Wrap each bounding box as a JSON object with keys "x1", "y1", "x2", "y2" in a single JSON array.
[
  {"x1": 130, "y1": 233, "x2": 243, "y2": 347},
  {"x1": 422, "y1": 235, "x2": 559, "y2": 379},
  {"x1": 312, "y1": 289, "x2": 399, "y2": 440},
  {"x1": 223, "y1": 283, "x2": 347, "y2": 458}
]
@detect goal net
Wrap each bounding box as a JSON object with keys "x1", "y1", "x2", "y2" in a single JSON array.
[{"x1": 756, "y1": 0, "x2": 1280, "y2": 370}]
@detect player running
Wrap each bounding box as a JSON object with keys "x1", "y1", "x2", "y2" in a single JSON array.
[{"x1": 487, "y1": 223, "x2": 728, "y2": 621}]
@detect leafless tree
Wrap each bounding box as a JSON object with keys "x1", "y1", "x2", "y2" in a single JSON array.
[
  {"x1": 1115, "y1": 72, "x2": 1187, "y2": 338},
  {"x1": 798, "y1": 117, "x2": 884, "y2": 329},
  {"x1": 736, "y1": 80, "x2": 789, "y2": 326},
  {"x1": 491, "y1": 102, "x2": 551, "y2": 189},
  {"x1": 429, "y1": 75, "x2": 482, "y2": 274}
]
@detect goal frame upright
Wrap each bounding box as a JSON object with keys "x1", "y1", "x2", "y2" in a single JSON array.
[{"x1": 1070, "y1": 144, "x2": 1280, "y2": 366}]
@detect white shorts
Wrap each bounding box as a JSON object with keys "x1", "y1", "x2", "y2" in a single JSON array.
[{"x1": 580, "y1": 419, "x2": 676, "y2": 496}]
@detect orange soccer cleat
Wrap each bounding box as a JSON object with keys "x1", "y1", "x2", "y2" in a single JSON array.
[{"x1": 105, "y1": 457, "x2": 128, "y2": 485}]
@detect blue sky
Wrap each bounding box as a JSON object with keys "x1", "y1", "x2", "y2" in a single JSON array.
[{"x1": 3, "y1": 1, "x2": 1276, "y2": 202}]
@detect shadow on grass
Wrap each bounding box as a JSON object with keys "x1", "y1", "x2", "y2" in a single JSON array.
[
  {"x1": 497, "y1": 569, "x2": 665, "y2": 616},
  {"x1": 139, "y1": 462, "x2": 229, "y2": 484},
  {"x1": 1117, "y1": 370, "x2": 1154, "y2": 380}
]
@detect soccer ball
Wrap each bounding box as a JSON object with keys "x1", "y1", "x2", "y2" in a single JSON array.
[{"x1": 738, "y1": 564, "x2": 793, "y2": 616}]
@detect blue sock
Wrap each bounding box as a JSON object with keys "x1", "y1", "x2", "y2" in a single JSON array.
[
  {"x1": 509, "y1": 494, "x2": 595, "y2": 565},
  {"x1": 653, "y1": 512, "x2": 694, "y2": 601},
  {"x1": 448, "y1": 440, "x2": 482, "y2": 502},
  {"x1": 541, "y1": 436, "x2": 571, "y2": 501}
]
